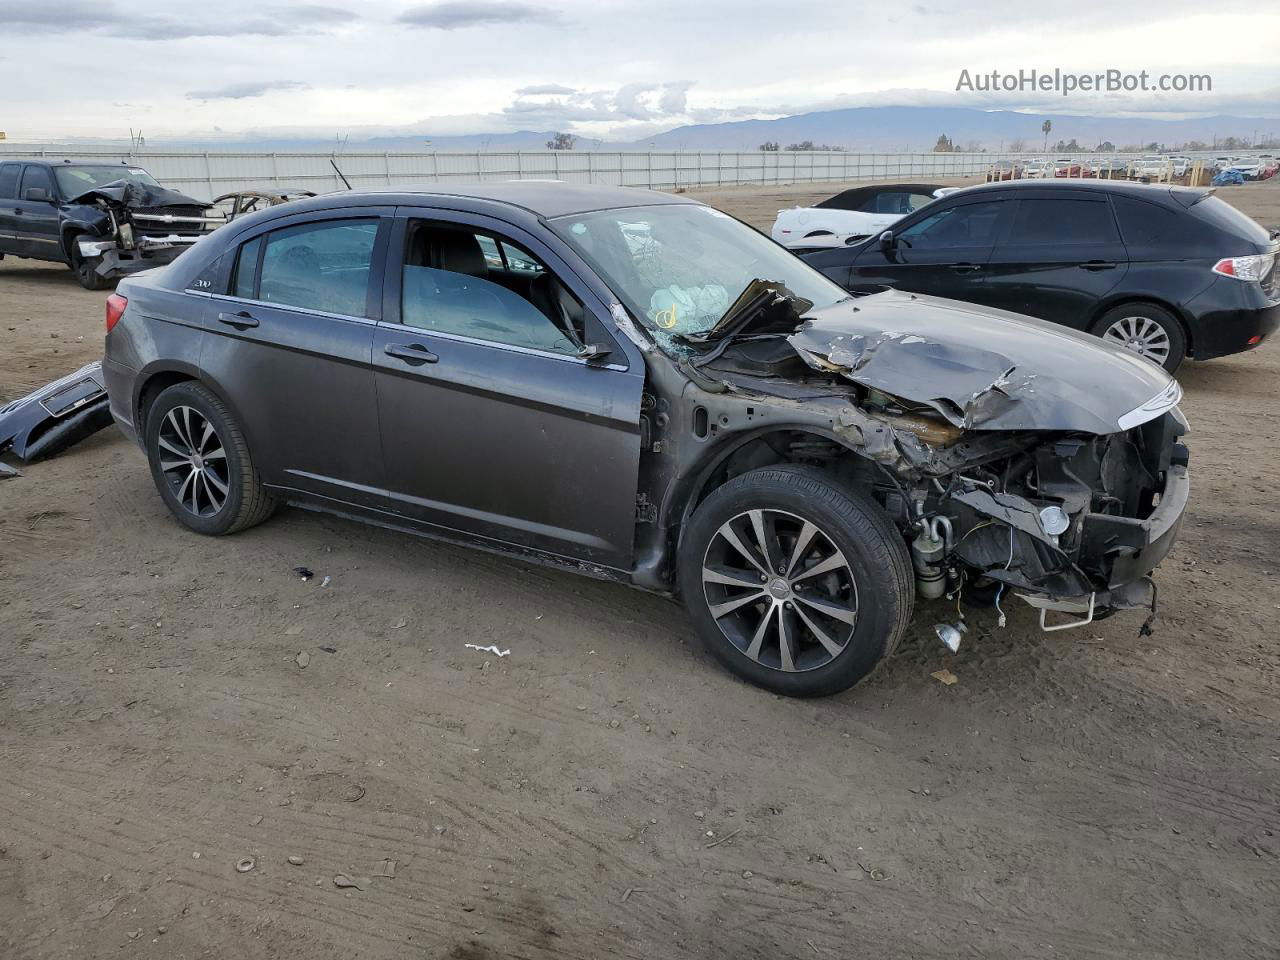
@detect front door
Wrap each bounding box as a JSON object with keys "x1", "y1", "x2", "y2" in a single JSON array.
[
  {"x1": 848, "y1": 197, "x2": 1014, "y2": 304},
  {"x1": 371, "y1": 210, "x2": 645, "y2": 571},
  {"x1": 14, "y1": 165, "x2": 64, "y2": 260},
  {"x1": 199, "y1": 210, "x2": 392, "y2": 508}
]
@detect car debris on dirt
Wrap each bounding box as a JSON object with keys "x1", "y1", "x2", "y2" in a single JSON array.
[{"x1": 0, "y1": 362, "x2": 111, "y2": 462}]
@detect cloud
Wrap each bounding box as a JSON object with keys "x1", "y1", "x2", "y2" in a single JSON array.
[
  {"x1": 396, "y1": 2, "x2": 561, "y2": 29},
  {"x1": 187, "y1": 80, "x2": 310, "y2": 101},
  {"x1": 0, "y1": 0, "x2": 357, "y2": 39},
  {"x1": 502, "y1": 81, "x2": 698, "y2": 128},
  {"x1": 515, "y1": 83, "x2": 577, "y2": 96}
]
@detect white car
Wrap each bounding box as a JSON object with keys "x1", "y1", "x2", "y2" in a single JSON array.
[
  {"x1": 771, "y1": 183, "x2": 948, "y2": 250},
  {"x1": 1130, "y1": 155, "x2": 1173, "y2": 177},
  {"x1": 1212, "y1": 156, "x2": 1240, "y2": 171},
  {"x1": 1228, "y1": 158, "x2": 1265, "y2": 180},
  {"x1": 1019, "y1": 158, "x2": 1051, "y2": 178}
]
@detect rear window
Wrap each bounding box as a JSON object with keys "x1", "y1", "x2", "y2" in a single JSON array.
[
  {"x1": 1183, "y1": 194, "x2": 1272, "y2": 246},
  {"x1": 232, "y1": 219, "x2": 379, "y2": 316},
  {"x1": 1005, "y1": 198, "x2": 1119, "y2": 246},
  {"x1": 0, "y1": 163, "x2": 20, "y2": 199}
]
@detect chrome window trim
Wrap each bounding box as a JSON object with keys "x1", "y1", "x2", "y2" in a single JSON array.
[
  {"x1": 209, "y1": 293, "x2": 377, "y2": 326},
  {"x1": 375, "y1": 317, "x2": 626, "y2": 371}
]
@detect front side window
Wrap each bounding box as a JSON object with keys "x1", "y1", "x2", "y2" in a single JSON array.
[
  {"x1": 897, "y1": 201, "x2": 1006, "y2": 248},
  {"x1": 238, "y1": 219, "x2": 378, "y2": 316},
  {"x1": 1005, "y1": 198, "x2": 1119, "y2": 246},
  {"x1": 19, "y1": 165, "x2": 56, "y2": 198},
  {"x1": 400, "y1": 222, "x2": 580, "y2": 356},
  {"x1": 869, "y1": 191, "x2": 933, "y2": 215},
  {"x1": 550, "y1": 203, "x2": 848, "y2": 341}
]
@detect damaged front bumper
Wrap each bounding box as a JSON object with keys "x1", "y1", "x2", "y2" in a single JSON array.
[{"x1": 79, "y1": 234, "x2": 204, "y2": 278}]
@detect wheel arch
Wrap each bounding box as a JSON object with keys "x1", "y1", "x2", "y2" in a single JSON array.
[
  {"x1": 664, "y1": 424, "x2": 874, "y2": 560},
  {"x1": 1089, "y1": 295, "x2": 1194, "y2": 357},
  {"x1": 133, "y1": 362, "x2": 252, "y2": 438}
]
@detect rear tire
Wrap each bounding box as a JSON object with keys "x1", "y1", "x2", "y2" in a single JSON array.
[
  {"x1": 1091, "y1": 304, "x2": 1186, "y2": 373},
  {"x1": 144, "y1": 382, "x2": 276, "y2": 536},
  {"x1": 678, "y1": 465, "x2": 914, "y2": 697},
  {"x1": 68, "y1": 238, "x2": 110, "y2": 291}
]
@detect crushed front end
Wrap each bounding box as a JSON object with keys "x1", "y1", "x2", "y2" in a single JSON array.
[
  {"x1": 778, "y1": 292, "x2": 1192, "y2": 632},
  {"x1": 892, "y1": 407, "x2": 1189, "y2": 631},
  {"x1": 72, "y1": 181, "x2": 224, "y2": 279}
]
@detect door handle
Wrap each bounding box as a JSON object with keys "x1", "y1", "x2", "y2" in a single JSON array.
[
  {"x1": 217, "y1": 310, "x2": 259, "y2": 329},
  {"x1": 385, "y1": 342, "x2": 439, "y2": 365},
  {"x1": 1080, "y1": 261, "x2": 1117, "y2": 271},
  {"x1": 949, "y1": 263, "x2": 982, "y2": 273}
]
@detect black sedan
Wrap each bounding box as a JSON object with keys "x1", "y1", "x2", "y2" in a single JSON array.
[
  {"x1": 102, "y1": 183, "x2": 1189, "y2": 697},
  {"x1": 802, "y1": 179, "x2": 1280, "y2": 372}
]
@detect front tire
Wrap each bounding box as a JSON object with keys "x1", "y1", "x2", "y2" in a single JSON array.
[
  {"x1": 68, "y1": 238, "x2": 110, "y2": 291},
  {"x1": 144, "y1": 382, "x2": 276, "y2": 535},
  {"x1": 1092, "y1": 304, "x2": 1186, "y2": 373},
  {"x1": 678, "y1": 466, "x2": 914, "y2": 697}
]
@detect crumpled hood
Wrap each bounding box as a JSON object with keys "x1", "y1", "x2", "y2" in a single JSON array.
[
  {"x1": 69, "y1": 179, "x2": 207, "y2": 209},
  {"x1": 788, "y1": 288, "x2": 1179, "y2": 434}
]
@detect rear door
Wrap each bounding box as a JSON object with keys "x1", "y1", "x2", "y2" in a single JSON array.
[
  {"x1": 0, "y1": 163, "x2": 21, "y2": 254},
  {"x1": 847, "y1": 196, "x2": 1013, "y2": 302},
  {"x1": 14, "y1": 165, "x2": 63, "y2": 260},
  {"x1": 370, "y1": 207, "x2": 645, "y2": 570},
  {"x1": 981, "y1": 193, "x2": 1128, "y2": 328},
  {"x1": 200, "y1": 209, "x2": 392, "y2": 508}
]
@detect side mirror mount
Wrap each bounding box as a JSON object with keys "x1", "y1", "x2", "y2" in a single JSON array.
[
  {"x1": 24, "y1": 187, "x2": 52, "y2": 203},
  {"x1": 576, "y1": 342, "x2": 613, "y2": 364},
  {"x1": 878, "y1": 230, "x2": 896, "y2": 252}
]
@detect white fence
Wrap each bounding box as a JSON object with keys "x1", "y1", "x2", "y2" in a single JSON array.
[{"x1": 0, "y1": 144, "x2": 1216, "y2": 202}]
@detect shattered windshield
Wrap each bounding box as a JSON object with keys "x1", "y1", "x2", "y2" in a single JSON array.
[
  {"x1": 549, "y1": 203, "x2": 849, "y2": 349},
  {"x1": 55, "y1": 165, "x2": 161, "y2": 197}
]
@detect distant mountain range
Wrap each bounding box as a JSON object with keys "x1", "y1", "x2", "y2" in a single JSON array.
[
  {"x1": 60, "y1": 106, "x2": 1280, "y2": 153},
  {"x1": 627, "y1": 106, "x2": 1280, "y2": 152}
]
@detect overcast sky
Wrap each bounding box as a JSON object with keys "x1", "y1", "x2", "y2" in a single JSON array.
[{"x1": 2, "y1": 0, "x2": 1277, "y2": 142}]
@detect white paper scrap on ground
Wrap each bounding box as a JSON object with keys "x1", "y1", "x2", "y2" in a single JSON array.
[{"x1": 464, "y1": 644, "x2": 511, "y2": 657}]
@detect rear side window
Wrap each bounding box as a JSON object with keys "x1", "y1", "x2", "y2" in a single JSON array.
[
  {"x1": 232, "y1": 236, "x2": 264, "y2": 299},
  {"x1": 0, "y1": 164, "x2": 19, "y2": 199},
  {"x1": 1006, "y1": 198, "x2": 1119, "y2": 246},
  {"x1": 239, "y1": 219, "x2": 378, "y2": 316},
  {"x1": 1112, "y1": 196, "x2": 1220, "y2": 257},
  {"x1": 19, "y1": 165, "x2": 56, "y2": 197}
]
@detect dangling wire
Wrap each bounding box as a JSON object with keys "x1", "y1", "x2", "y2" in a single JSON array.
[{"x1": 994, "y1": 524, "x2": 1015, "y2": 628}]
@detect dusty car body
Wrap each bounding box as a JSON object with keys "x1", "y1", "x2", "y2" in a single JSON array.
[
  {"x1": 0, "y1": 160, "x2": 223, "y2": 289},
  {"x1": 101, "y1": 184, "x2": 1190, "y2": 697}
]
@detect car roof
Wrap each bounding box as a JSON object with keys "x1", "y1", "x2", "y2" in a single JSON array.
[
  {"x1": 814, "y1": 182, "x2": 946, "y2": 209},
  {"x1": 344, "y1": 181, "x2": 700, "y2": 218},
  {"x1": 949, "y1": 178, "x2": 1197, "y2": 203}
]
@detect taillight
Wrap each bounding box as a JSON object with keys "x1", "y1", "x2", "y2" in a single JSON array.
[
  {"x1": 106, "y1": 293, "x2": 128, "y2": 332},
  {"x1": 1212, "y1": 253, "x2": 1274, "y2": 282}
]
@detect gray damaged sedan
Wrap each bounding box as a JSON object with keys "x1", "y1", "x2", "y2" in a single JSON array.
[{"x1": 102, "y1": 184, "x2": 1189, "y2": 697}]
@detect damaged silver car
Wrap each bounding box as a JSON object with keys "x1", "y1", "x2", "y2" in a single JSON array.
[{"x1": 102, "y1": 184, "x2": 1189, "y2": 697}]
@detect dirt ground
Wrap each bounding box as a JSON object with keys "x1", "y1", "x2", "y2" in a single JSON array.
[{"x1": 2, "y1": 179, "x2": 1278, "y2": 960}]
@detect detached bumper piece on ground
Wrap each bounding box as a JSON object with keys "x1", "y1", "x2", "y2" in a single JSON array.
[{"x1": 0, "y1": 362, "x2": 112, "y2": 462}]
